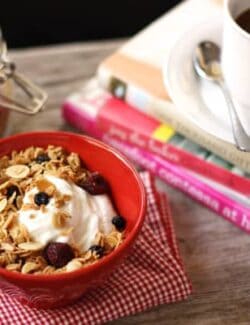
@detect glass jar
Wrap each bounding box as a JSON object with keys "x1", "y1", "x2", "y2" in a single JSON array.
[{"x1": 0, "y1": 80, "x2": 11, "y2": 136}]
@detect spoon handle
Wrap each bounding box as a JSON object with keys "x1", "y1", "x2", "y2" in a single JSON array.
[{"x1": 218, "y1": 80, "x2": 250, "y2": 152}]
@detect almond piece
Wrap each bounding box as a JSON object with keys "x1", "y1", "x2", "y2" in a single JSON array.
[
  {"x1": 21, "y1": 262, "x2": 39, "y2": 274},
  {"x1": 6, "y1": 165, "x2": 30, "y2": 179},
  {"x1": 66, "y1": 259, "x2": 82, "y2": 272},
  {"x1": 6, "y1": 263, "x2": 21, "y2": 271},
  {"x1": 0, "y1": 180, "x2": 11, "y2": 191},
  {"x1": 18, "y1": 242, "x2": 43, "y2": 251},
  {"x1": 0, "y1": 242, "x2": 14, "y2": 251},
  {"x1": 0, "y1": 198, "x2": 7, "y2": 212}
]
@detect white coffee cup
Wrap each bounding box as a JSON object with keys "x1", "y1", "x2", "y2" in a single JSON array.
[{"x1": 222, "y1": 0, "x2": 250, "y2": 109}]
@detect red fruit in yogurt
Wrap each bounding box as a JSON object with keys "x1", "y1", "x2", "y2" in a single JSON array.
[
  {"x1": 43, "y1": 242, "x2": 74, "y2": 268},
  {"x1": 79, "y1": 172, "x2": 110, "y2": 195}
]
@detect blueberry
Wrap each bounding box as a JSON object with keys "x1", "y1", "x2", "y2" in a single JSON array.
[
  {"x1": 34, "y1": 192, "x2": 50, "y2": 206},
  {"x1": 112, "y1": 216, "x2": 126, "y2": 231},
  {"x1": 79, "y1": 172, "x2": 110, "y2": 195},
  {"x1": 35, "y1": 153, "x2": 50, "y2": 164},
  {"x1": 43, "y1": 242, "x2": 74, "y2": 268},
  {"x1": 6, "y1": 185, "x2": 20, "y2": 199},
  {"x1": 89, "y1": 245, "x2": 105, "y2": 258}
]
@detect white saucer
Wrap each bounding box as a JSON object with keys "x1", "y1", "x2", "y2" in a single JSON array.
[{"x1": 162, "y1": 17, "x2": 248, "y2": 145}]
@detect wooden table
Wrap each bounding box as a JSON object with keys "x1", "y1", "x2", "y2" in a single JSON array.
[{"x1": 7, "y1": 41, "x2": 250, "y2": 325}]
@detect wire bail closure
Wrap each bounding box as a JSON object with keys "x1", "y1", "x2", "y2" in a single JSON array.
[{"x1": 0, "y1": 40, "x2": 47, "y2": 114}]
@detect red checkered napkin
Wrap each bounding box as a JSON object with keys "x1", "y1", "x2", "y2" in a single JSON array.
[{"x1": 0, "y1": 172, "x2": 192, "y2": 325}]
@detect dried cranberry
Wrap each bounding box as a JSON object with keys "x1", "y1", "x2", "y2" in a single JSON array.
[
  {"x1": 34, "y1": 192, "x2": 50, "y2": 206},
  {"x1": 36, "y1": 153, "x2": 50, "y2": 164},
  {"x1": 89, "y1": 245, "x2": 105, "y2": 258},
  {"x1": 112, "y1": 216, "x2": 126, "y2": 231},
  {"x1": 79, "y1": 172, "x2": 110, "y2": 195},
  {"x1": 43, "y1": 242, "x2": 74, "y2": 268}
]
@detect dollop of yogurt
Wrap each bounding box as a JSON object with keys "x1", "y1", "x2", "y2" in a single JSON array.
[{"x1": 17, "y1": 175, "x2": 116, "y2": 251}]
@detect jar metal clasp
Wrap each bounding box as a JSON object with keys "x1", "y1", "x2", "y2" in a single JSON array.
[{"x1": 0, "y1": 39, "x2": 47, "y2": 114}]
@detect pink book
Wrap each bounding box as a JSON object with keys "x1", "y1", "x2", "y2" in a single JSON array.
[
  {"x1": 62, "y1": 94, "x2": 250, "y2": 233},
  {"x1": 62, "y1": 81, "x2": 250, "y2": 196}
]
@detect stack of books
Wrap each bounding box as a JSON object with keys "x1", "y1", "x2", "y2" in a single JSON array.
[{"x1": 62, "y1": 0, "x2": 250, "y2": 233}]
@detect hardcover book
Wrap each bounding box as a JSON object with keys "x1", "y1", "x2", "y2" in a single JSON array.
[
  {"x1": 62, "y1": 84, "x2": 250, "y2": 234},
  {"x1": 63, "y1": 80, "x2": 250, "y2": 196},
  {"x1": 96, "y1": 0, "x2": 250, "y2": 172}
]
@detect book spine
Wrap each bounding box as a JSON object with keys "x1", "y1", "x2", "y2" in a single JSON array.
[
  {"x1": 97, "y1": 69, "x2": 250, "y2": 173},
  {"x1": 62, "y1": 102, "x2": 103, "y2": 140},
  {"x1": 98, "y1": 100, "x2": 250, "y2": 196},
  {"x1": 63, "y1": 104, "x2": 250, "y2": 234},
  {"x1": 63, "y1": 90, "x2": 250, "y2": 196},
  {"x1": 103, "y1": 135, "x2": 250, "y2": 234}
]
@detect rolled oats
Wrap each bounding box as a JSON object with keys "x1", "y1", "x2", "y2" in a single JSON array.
[
  {"x1": 67, "y1": 152, "x2": 81, "y2": 172},
  {"x1": 52, "y1": 211, "x2": 70, "y2": 228},
  {"x1": 60, "y1": 226, "x2": 74, "y2": 237}
]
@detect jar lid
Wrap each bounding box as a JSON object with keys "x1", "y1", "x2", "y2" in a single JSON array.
[{"x1": 0, "y1": 36, "x2": 47, "y2": 114}]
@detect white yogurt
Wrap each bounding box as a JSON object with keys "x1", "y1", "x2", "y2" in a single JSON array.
[{"x1": 17, "y1": 175, "x2": 116, "y2": 251}]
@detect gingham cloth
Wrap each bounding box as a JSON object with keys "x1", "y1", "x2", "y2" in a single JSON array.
[{"x1": 0, "y1": 172, "x2": 192, "y2": 325}]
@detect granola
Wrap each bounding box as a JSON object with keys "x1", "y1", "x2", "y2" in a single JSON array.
[{"x1": 0, "y1": 146, "x2": 125, "y2": 274}]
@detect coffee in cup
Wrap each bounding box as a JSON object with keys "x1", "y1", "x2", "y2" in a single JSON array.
[{"x1": 236, "y1": 8, "x2": 250, "y2": 34}]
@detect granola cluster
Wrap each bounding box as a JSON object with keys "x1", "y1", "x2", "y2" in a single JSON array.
[{"x1": 0, "y1": 145, "x2": 124, "y2": 274}]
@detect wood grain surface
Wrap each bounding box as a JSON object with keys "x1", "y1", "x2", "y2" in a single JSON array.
[{"x1": 6, "y1": 40, "x2": 250, "y2": 325}]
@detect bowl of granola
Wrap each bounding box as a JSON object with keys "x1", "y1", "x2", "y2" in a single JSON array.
[{"x1": 0, "y1": 131, "x2": 146, "y2": 309}]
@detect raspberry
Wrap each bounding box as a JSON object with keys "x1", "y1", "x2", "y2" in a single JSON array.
[
  {"x1": 79, "y1": 172, "x2": 110, "y2": 195},
  {"x1": 112, "y1": 216, "x2": 126, "y2": 231},
  {"x1": 34, "y1": 192, "x2": 50, "y2": 206},
  {"x1": 43, "y1": 242, "x2": 74, "y2": 268},
  {"x1": 89, "y1": 245, "x2": 105, "y2": 258},
  {"x1": 36, "y1": 153, "x2": 50, "y2": 164}
]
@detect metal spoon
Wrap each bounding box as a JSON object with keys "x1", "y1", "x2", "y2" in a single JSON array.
[{"x1": 193, "y1": 40, "x2": 250, "y2": 152}]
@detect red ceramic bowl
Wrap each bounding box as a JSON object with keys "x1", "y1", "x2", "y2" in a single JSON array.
[{"x1": 0, "y1": 131, "x2": 146, "y2": 309}]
